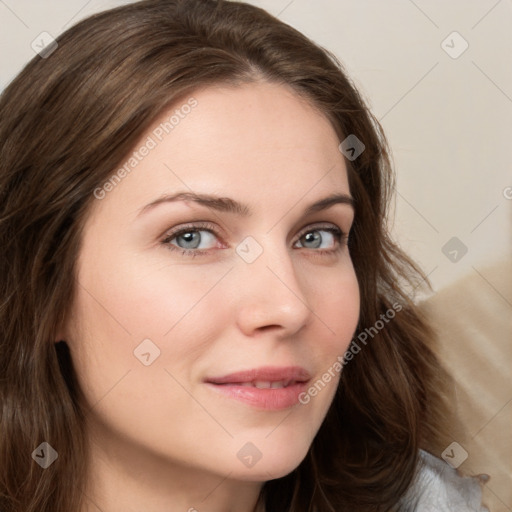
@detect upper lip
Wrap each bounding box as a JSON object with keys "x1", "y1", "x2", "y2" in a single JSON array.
[{"x1": 205, "y1": 366, "x2": 311, "y2": 385}]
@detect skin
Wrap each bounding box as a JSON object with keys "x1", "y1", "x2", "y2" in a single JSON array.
[{"x1": 62, "y1": 81, "x2": 360, "y2": 512}]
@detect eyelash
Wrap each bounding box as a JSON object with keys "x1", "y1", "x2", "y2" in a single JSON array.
[{"x1": 161, "y1": 221, "x2": 349, "y2": 259}]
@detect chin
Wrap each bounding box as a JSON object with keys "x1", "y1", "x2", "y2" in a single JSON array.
[{"x1": 227, "y1": 439, "x2": 311, "y2": 482}]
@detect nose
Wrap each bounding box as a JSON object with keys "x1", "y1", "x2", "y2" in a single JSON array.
[{"x1": 234, "y1": 239, "x2": 313, "y2": 338}]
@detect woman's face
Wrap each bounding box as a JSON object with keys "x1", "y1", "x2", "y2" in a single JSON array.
[{"x1": 65, "y1": 81, "x2": 360, "y2": 483}]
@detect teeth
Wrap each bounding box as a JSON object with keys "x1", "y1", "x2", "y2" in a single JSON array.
[
  {"x1": 253, "y1": 381, "x2": 272, "y2": 389},
  {"x1": 226, "y1": 380, "x2": 297, "y2": 388},
  {"x1": 250, "y1": 380, "x2": 293, "y2": 389}
]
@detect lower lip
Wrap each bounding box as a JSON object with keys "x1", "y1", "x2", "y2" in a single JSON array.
[{"x1": 205, "y1": 382, "x2": 309, "y2": 410}]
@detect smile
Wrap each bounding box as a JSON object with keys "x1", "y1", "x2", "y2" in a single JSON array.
[{"x1": 204, "y1": 366, "x2": 311, "y2": 410}]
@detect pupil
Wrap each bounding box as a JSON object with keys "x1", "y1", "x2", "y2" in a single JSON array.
[
  {"x1": 179, "y1": 231, "x2": 200, "y2": 248},
  {"x1": 304, "y1": 231, "x2": 321, "y2": 248}
]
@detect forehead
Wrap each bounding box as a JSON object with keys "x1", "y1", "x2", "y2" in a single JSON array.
[
  {"x1": 90, "y1": 81, "x2": 350, "y2": 220},
  {"x1": 158, "y1": 81, "x2": 342, "y2": 166}
]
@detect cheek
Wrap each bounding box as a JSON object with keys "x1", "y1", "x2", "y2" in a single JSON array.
[
  {"x1": 68, "y1": 253, "x2": 233, "y2": 435},
  {"x1": 70, "y1": 249, "x2": 233, "y2": 376},
  {"x1": 84, "y1": 244, "x2": 224, "y2": 331},
  {"x1": 307, "y1": 261, "x2": 360, "y2": 354},
  {"x1": 286, "y1": 265, "x2": 359, "y2": 446}
]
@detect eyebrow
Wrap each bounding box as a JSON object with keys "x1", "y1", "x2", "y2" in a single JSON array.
[{"x1": 137, "y1": 191, "x2": 355, "y2": 218}]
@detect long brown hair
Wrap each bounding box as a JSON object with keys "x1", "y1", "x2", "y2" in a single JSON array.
[{"x1": 0, "y1": 1, "x2": 453, "y2": 510}]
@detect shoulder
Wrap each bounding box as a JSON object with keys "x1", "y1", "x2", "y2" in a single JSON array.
[{"x1": 397, "y1": 450, "x2": 489, "y2": 512}]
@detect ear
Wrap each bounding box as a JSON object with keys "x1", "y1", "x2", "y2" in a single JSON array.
[
  {"x1": 54, "y1": 307, "x2": 78, "y2": 345},
  {"x1": 54, "y1": 319, "x2": 70, "y2": 344}
]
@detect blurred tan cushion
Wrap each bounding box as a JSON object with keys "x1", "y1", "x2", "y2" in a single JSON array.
[{"x1": 419, "y1": 258, "x2": 512, "y2": 512}]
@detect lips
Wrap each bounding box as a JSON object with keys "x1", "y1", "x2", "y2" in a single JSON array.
[
  {"x1": 204, "y1": 366, "x2": 311, "y2": 410},
  {"x1": 206, "y1": 366, "x2": 310, "y2": 383}
]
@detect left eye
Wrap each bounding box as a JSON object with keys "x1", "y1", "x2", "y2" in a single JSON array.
[
  {"x1": 166, "y1": 229, "x2": 218, "y2": 250},
  {"x1": 294, "y1": 228, "x2": 340, "y2": 250}
]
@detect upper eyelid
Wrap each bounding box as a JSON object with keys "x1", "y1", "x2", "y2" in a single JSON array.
[
  {"x1": 296, "y1": 223, "x2": 344, "y2": 235},
  {"x1": 163, "y1": 221, "x2": 220, "y2": 240}
]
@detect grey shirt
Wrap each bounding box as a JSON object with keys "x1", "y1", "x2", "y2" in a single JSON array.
[{"x1": 398, "y1": 450, "x2": 489, "y2": 511}]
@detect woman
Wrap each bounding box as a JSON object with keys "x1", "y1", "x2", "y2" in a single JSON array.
[{"x1": 0, "y1": 1, "x2": 487, "y2": 510}]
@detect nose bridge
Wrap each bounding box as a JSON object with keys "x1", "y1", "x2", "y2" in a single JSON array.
[
  {"x1": 234, "y1": 233, "x2": 312, "y2": 334},
  {"x1": 238, "y1": 233, "x2": 302, "y2": 294}
]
